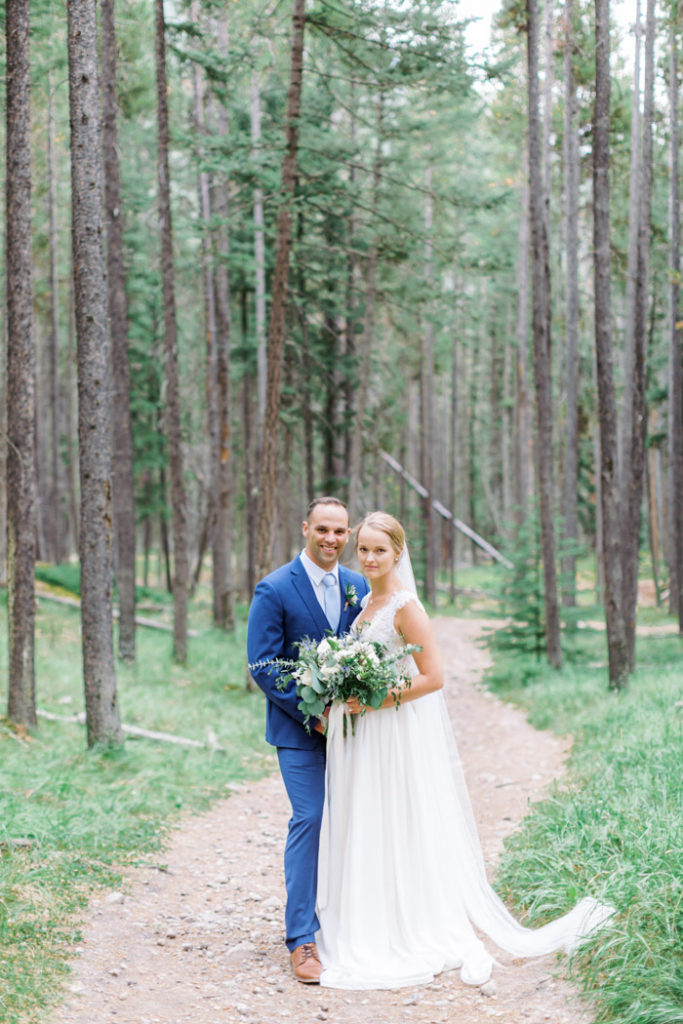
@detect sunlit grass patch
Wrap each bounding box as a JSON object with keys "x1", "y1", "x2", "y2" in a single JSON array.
[
  {"x1": 0, "y1": 595, "x2": 270, "y2": 1024},
  {"x1": 486, "y1": 619, "x2": 683, "y2": 1024}
]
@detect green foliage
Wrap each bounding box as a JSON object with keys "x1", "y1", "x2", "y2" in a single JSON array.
[
  {"x1": 493, "y1": 511, "x2": 546, "y2": 663},
  {"x1": 33, "y1": 565, "x2": 174, "y2": 606},
  {"x1": 35, "y1": 563, "x2": 82, "y2": 597},
  {"x1": 487, "y1": 629, "x2": 683, "y2": 1024},
  {"x1": 0, "y1": 599, "x2": 268, "y2": 1024},
  {"x1": 491, "y1": 513, "x2": 594, "y2": 669}
]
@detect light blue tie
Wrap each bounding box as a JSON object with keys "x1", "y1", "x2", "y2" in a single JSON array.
[{"x1": 322, "y1": 573, "x2": 340, "y2": 630}]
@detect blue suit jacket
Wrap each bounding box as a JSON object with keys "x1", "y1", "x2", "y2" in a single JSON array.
[{"x1": 247, "y1": 555, "x2": 369, "y2": 750}]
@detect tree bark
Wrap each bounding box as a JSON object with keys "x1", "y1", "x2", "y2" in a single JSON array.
[
  {"x1": 255, "y1": 0, "x2": 306, "y2": 581},
  {"x1": 449, "y1": 303, "x2": 459, "y2": 601},
  {"x1": 526, "y1": 0, "x2": 562, "y2": 668},
  {"x1": 514, "y1": 146, "x2": 533, "y2": 523},
  {"x1": 620, "y1": 0, "x2": 642, "y2": 486},
  {"x1": 668, "y1": 4, "x2": 683, "y2": 631},
  {"x1": 421, "y1": 168, "x2": 437, "y2": 605},
  {"x1": 6, "y1": 0, "x2": 37, "y2": 729},
  {"x1": 46, "y1": 68, "x2": 63, "y2": 565},
  {"x1": 592, "y1": 0, "x2": 629, "y2": 687},
  {"x1": 155, "y1": 0, "x2": 189, "y2": 661},
  {"x1": 190, "y1": 6, "x2": 221, "y2": 626},
  {"x1": 561, "y1": 0, "x2": 579, "y2": 606},
  {"x1": 67, "y1": 0, "x2": 122, "y2": 745},
  {"x1": 102, "y1": 0, "x2": 136, "y2": 662},
  {"x1": 622, "y1": 0, "x2": 655, "y2": 670},
  {"x1": 348, "y1": 90, "x2": 384, "y2": 525},
  {"x1": 212, "y1": 11, "x2": 235, "y2": 630},
  {"x1": 250, "y1": 51, "x2": 267, "y2": 444},
  {"x1": 542, "y1": 0, "x2": 553, "y2": 248},
  {"x1": 342, "y1": 77, "x2": 359, "y2": 482},
  {"x1": 66, "y1": 280, "x2": 80, "y2": 553}
]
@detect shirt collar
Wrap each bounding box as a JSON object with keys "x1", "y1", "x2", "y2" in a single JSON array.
[{"x1": 300, "y1": 549, "x2": 339, "y2": 586}]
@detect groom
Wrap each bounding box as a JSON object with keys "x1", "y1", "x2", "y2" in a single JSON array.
[{"x1": 247, "y1": 496, "x2": 368, "y2": 983}]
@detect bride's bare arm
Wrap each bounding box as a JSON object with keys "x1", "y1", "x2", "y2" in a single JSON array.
[
  {"x1": 346, "y1": 600, "x2": 443, "y2": 713},
  {"x1": 388, "y1": 599, "x2": 443, "y2": 704}
]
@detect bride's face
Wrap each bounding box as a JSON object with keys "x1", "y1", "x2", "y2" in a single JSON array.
[{"x1": 356, "y1": 526, "x2": 398, "y2": 582}]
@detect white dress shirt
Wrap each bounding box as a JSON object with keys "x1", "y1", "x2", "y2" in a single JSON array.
[{"x1": 300, "y1": 549, "x2": 340, "y2": 615}]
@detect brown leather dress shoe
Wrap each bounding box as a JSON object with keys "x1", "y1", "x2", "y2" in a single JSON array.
[{"x1": 290, "y1": 942, "x2": 323, "y2": 984}]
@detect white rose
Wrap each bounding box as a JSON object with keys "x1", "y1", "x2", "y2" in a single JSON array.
[
  {"x1": 317, "y1": 638, "x2": 331, "y2": 658},
  {"x1": 299, "y1": 668, "x2": 312, "y2": 687}
]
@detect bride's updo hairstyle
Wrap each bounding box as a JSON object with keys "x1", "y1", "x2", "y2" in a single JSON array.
[{"x1": 354, "y1": 511, "x2": 405, "y2": 558}]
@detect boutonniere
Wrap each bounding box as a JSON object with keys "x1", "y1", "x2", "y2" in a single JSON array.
[{"x1": 344, "y1": 583, "x2": 359, "y2": 610}]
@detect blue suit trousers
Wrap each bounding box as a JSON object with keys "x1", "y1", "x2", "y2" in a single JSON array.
[{"x1": 277, "y1": 746, "x2": 326, "y2": 951}]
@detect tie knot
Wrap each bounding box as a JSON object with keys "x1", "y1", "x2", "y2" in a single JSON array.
[{"x1": 322, "y1": 573, "x2": 336, "y2": 589}]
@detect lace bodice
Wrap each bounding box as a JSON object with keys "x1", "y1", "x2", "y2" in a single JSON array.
[{"x1": 352, "y1": 589, "x2": 422, "y2": 654}]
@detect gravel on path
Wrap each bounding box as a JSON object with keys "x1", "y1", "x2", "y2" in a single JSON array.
[{"x1": 50, "y1": 617, "x2": 593, "y2": 1024}]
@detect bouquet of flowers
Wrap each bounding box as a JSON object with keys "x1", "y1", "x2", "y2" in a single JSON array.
[{"x1": 264, "y1": 630, "x2": 421, "y2": 734}]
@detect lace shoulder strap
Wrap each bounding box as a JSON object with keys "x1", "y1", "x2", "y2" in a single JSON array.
[{"x1": 388, "y1": 589, "x2": 423, "y2": 615}]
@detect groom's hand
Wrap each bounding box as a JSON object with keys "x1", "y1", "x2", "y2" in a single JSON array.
[{"x1": 312, "y1": 707, "x2": 331, "y2": 734}]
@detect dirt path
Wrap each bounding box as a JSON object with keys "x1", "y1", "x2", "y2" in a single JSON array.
[{"x1": 50, "y1": 618, "x2": 593, "y2": 1024}]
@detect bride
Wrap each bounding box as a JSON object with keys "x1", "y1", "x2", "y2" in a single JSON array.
[{"x1": 315, "y1": 511, "x2": 613, "y2": 990}]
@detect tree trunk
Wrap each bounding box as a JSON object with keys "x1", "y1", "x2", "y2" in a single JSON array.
[
  {"x1": 66, "y1": 280, "x2": 80, "y2": 554},
  {"x1": 622, "y1": 0, "x2": 655, "y2": 670},
  {"x1": 212, "y1": 11, "x2": 235, "y2": 630},
  {"x1": 514, "y1": 146, "x2": 533, "y2": 523},
  {"x1": 102, "y1": 0, "x2": 136, "y2": 663},
  {"x1": 67, "y1": 0, "x2": 122, "y2": 745},
  {"x1": 620, "y1": 0, "x2": 642, "y2": 486},
  {"x1": 190, "y1": 7, "x2": 221, "y2": 626},
  {"x1": 255, "y1": 0, "x2": 306, "y2": 581},
  {"x1": 323, "y1": 302, "x2": 339, "y2": 494},
  {"x1": 342, "y1": 77, "x2": 359, "y2": 481},
  {"x1": 240, "y1": 288, "x2": 256, "y2": 600},
  {"x1": 155, "y1": 0, "x2": 189, "y2": 662},
  {"x1": 668, "y1": 4, "x2": 683, "y2": 631},
  {"x1": 526, "y1": 0, "x2": 562, "y2": 668},
  {"x1": 646, "y1": 426, "x2": 661, "y2": 605},
  {"x1": 6, "y1": 0, "x2": 37, "y2": 729},
  {"x1": 592, "y1": 0, "x2": 629, "y2": 687},
  {"x1": 593, "y1": 421, "x2": 604, "y2": 599},
  {"x1": 251, "y1": 51, "x2": 268, "y2": 444},
  {"x1": 561, "y1": 0, "x2": 579, "y2": 607},
  {"x1": 421, "y1": 168, "x2": 437, "y2": 605},
  {"x1": 542, "y1": 0, "x2": 553, "y2": 246},
  {"x1": 348, "y1": 90, "x2": 384, "y2": 525},
  {"x1": 46, "y1": 68, "x2": 63, "y2": 566},
  {"x1": 449, "y1": 306, "x2": 458, "y2": 601}
]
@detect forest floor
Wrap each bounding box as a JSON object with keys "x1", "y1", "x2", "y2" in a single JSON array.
[{"x1": 49, "y1": 618, "x2": 596, "y2": 1024}]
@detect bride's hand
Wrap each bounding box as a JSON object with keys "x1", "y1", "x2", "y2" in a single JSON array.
[{"x1": 345, "y1": 697, "x2": 366, "y2": 715}]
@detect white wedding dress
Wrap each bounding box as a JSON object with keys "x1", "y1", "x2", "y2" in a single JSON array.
[{"x1": 316, "y1": 591, "x2": 613, "y2": 990}]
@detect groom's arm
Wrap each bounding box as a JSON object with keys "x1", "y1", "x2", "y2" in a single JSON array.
[{"x1": 247, "y1": 579, "x2": 308, "y2": 726}]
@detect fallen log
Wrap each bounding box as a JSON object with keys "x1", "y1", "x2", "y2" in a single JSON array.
[
  {"x1": 34, "y1": 590, "x2": 200, "y2": 637},
  {"x1": 37, "y1": 709, "x2": 223, "y2": 752},
  {"x1": 379, "y1": 450, "x2": 514, "y2": 569}
]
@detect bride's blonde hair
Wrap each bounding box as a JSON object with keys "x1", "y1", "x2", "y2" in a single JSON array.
[{"x1": 354, "y1": 511, "x2": 405, "y2": 557}]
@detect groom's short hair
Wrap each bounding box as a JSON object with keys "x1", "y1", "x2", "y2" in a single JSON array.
[{"x1": 305, "y1": 496, "x2": 347, "y2": 519}]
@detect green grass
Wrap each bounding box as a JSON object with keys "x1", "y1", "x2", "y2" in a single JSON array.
[
  {"x1": 0, "y1": 595, "x2": 272, "y2": 1024},
  {"x1": 487, "y1": 624, "x2": 683, "y2": 1024},
  {"x1": 3, "y1": 569, "x2": 682, "y2": 1024}
]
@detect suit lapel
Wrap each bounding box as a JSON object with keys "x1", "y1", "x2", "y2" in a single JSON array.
[
  {"x1": 337, "y1": 566, "x2": 360, "y2": 634},
  {"x1": 290, "y1": 556, "x2": 331, "y2": 636}
]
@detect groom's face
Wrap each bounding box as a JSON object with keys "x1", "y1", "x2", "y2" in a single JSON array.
[{"x1": 302, "y1": 504, "x2": 351, "y2": 570}]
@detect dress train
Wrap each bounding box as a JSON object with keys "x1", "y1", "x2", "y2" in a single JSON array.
[{"x1": 315, "y1": 592, "x2": 613, "y2": 990}]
